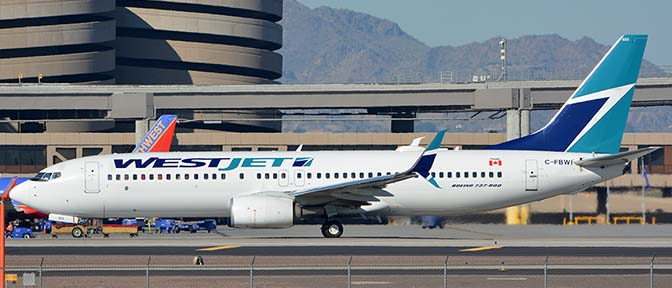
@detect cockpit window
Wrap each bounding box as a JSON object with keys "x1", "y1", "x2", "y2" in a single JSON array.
[
  {"x1": 31, "y1": 173, "x2": 46, "y2": 181},
  {"x1": 30, "y1": 172, "x2": 60, "y2": 181}
]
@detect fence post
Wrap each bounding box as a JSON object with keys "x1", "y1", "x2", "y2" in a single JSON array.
[
  {"x1": 443, "y1": 256, "x2": 449, "y2": 288},
  {"x1": 249, "y1": 256, "x2": 255, "y2": 288},
  {"x1": 544, "y1": 256, "x2": 548, "y2": 288},
  {"x1": 38, "y1": 257, "x2": 43, "y2": 288},
  {"x1": 146, "y1": 256, "x2": 151, "y2": 288},
  {"x1": 347, "y1": 256, "x2": 352, "y2": 288},
  {"x1": 650, "y1": 255, "x2": 656, "y2": 288}
]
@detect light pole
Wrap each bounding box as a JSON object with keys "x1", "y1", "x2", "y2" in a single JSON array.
[{"x1": 499, "y1": 38, "x2": 507, "y2": 81}]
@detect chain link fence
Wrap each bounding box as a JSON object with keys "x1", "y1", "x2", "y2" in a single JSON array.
[{"x1": 4, "y1": 255, "x2": 672, "y2": 288}]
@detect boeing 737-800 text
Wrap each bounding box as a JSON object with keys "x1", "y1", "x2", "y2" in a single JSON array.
[{"x1": 10, "y1": 35, "x2": 657, "y2": 237}]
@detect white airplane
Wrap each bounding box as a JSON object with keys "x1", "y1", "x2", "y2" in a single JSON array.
[{"x1": 10, "y1": 34, "x2": 657, "y2": 237}]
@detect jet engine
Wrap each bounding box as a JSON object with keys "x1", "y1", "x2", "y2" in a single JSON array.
[{"x1": 229, "y1": 194, "x2": 295, "y2": 228}]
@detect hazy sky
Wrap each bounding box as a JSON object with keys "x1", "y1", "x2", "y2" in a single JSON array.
[{"x1": 300, "y1": 0, "x2": 671, "y2": 65}]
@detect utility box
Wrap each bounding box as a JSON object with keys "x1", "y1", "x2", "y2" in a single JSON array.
[{"x1": 22, "y1": 272, "x2": 35, "y2": 287}]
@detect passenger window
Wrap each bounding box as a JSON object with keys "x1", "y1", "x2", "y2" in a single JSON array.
[
  {"x1": 464, "y1": 172, "x2": 469, "y2": 178},
  {"x1": 377, "y1": 172, "x2": 382, "y2": 177},
  {"x1": 359, "y1": 173, "x2": 364, "y2": 178},
  {"x1": 194, "y1": 174, "x2": 199, "y2": 180},
  {"x1": 256, "y1": 173, "x2": 262, "y2": 180},
  {"x1": 368, "y1": 172, "x2": 373, "y2": 178},
  {"x1": 456, "y1": 172, "x2": 460, "y2": 178},
  {"x1": 133, "y1": 174, "x2": 138, "y2": 180},
  {"x1": 481, "y1": 172, "x2": 486, "y2": 178},
  {"x1": 472, "y1": 172, "x2": 477, "y2": 178},
  {"x1": 239, "y1": 173, "x2": 244, "y2": 180},
  {"x1": 157, "y1": 174, "x2": 163, "y2": 180},
  {"x1": 489, "y1": 172, "x2": 494, "y2": 178},
  {"x1": 124, "y1": 174, "x2": 129, "y2": 180},
  {"x1": 116, "y1": 174, "x2": 121, "y2": 181},
  {"x1": 220, "y1": 173, "x2": 226, "y2": 180},
  {"x1": 333, "y1": 173, "x2": 338, "y2": 179},
  {"x1": 317, "y1": 173, "x2": 322, "y2": 179},
  {"x1": 307, "y1": 173, "x2": 312, "y2": 179},
  {"x1": 343, "y1": 173, "x2": 347, "y2": 179},
  {"x1": 166, "y1": 174, "x2": 171, "y2": 180},
  {"x1": 386, "y1": 172, "x2": 392, "y2": 175},
  {"x1": 176, "y1": 174, "x2": 181, "y2": 180},
  {"x1": 108, "y1": 174, "x2": 112, "y2": 181},
  {"x1": 149, "y1": 174, "x2": 154, "y2": 180},
  {"x1": 439, "y1": 172, "x2": 444, "y2": 178},
  {"x1": 431, "y1": 172, "x2": 436, "y2": 178},
  {"x1": 281, "y1": 173, "x2": 287, "y2": 179},
  {"x1": 325, "y1": 173, "x2": 330, "y2": 179},
  {"x1": 351, "y1": 173, "x2": 356, "y2": 178},
  {"x1": 141, "y1": 174, "x2": 146, "y2": 180},
  {"x1": 184, "y1": 174, "x2": 189, "y2": 180},
  {"x1": 265, "y1": 173, "x2": 270, "y2": 179},
  {"x1": 204, "y1": 173, "x2": 209, "y2": 180},
  {"x1": 497, "y1": 172, "x2": 503, "y2": 178},
  {"x1": 447, "y1": 172, "x2": 452, "y2": 178},
  {"x1": 297, "y1": 173, "x2": 302, "y2": 179},
  {"x1": 212, "y1": 173, "x2": 217, "y2": 180},
  {"x1": 273, "y1": 173, "x2": 278, "y2": 179}
]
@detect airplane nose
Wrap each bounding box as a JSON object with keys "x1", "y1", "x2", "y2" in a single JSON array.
[{"x1": 9, "y1": 183, "x2": 29, "y2": 204}]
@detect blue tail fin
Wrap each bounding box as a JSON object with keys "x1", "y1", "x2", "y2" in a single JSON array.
[{"x1": 488, "y1": 34, "x2": 648, "y2": 154}]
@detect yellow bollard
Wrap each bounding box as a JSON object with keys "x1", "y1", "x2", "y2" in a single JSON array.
[
  {"x1": 506, "y1": 206, "x2": 521, "y2": 224},
  {"x1": 519, "y1": 205, "x2": 530, "y2": 225}
]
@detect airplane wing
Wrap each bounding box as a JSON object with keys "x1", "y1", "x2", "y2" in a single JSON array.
[
  {"x1": 290, "y1": 130, "x2": 446, "y2": 209},
  {"x1": 132, "y1": 115, "x2": 177, "y2": 153},
  {"x1": 574, "y1": 147, "x2": 660, "y2": 168}
]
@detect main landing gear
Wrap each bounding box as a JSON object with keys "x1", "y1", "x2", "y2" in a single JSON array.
[{"x1": 320, "y1": 220, "x2": 343, "y2": 238}]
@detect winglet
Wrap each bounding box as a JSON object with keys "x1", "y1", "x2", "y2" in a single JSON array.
[
  {"x1": 426, "y1": 130, "x2": 446, "y2": 151},
  {"x1": 409, "y1": 130, "x2": 447, "y2": 188}
]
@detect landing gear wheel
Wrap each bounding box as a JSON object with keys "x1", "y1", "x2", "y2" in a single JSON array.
[
  {"x1": 321, "y1": 221, "x2": 343, "y2": 238},
  {"x1": 71, "y1": 227, "x2": 83, "y2": 238}
]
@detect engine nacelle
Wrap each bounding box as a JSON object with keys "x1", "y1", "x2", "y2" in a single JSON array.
[{"x1": 229, "y1": 194, "x2": 295, "y2": 228}]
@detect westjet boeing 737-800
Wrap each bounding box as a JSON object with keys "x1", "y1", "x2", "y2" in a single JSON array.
[{"x1": 9, "y1": 35, "x2": 657, "y2": 237}]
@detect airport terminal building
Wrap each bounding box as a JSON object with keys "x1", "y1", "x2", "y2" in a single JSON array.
[{"x1": 0, "y1": 0, "x2": 282, "y2": 85}]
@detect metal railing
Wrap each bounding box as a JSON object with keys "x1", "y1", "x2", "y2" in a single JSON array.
[{"x1": 4, "y1": 256, "x2": 670, "y2": 288}]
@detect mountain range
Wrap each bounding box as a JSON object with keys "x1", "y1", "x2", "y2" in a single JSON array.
[
  {"x1": 278, "y1": 0, "x2": 671, "y2": 133},
  {"x1": 279, "y1": 0, "x2": 665, "y2": 84}
]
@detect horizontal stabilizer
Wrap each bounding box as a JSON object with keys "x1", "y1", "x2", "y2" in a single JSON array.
[{"x1": 575, "y1": 147, "x2": 660, "y2": 167}]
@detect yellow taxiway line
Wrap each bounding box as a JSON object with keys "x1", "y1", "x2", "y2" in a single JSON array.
[
  {"x1": 196, "y1": 245, "x2": 241, "y2": 251},
  {"x1": 459, "y1": 245, "x2": 502, "y2": 252}
]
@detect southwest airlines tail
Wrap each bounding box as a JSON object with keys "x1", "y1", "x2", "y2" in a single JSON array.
[
  {"x1": 489, "y1": 34, "x2": 648, "y2": 154},
  {"x1": 132, "y1": 115, "x2": 177, "y2": 153}
]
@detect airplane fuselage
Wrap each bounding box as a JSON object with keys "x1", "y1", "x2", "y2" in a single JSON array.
[{"x1": 13, "y1": 150, "x2": 622, "y2": 218}]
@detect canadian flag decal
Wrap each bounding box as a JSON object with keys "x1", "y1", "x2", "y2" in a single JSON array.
[{"x1": 489, "y1": 158, "x2": 503, "y2": 166}]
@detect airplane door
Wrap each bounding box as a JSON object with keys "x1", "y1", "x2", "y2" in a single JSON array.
[
  {"x1": 84, "y1": 161, "x2": 100, "y2": 193},
  {"x1": 525, "y1": 159, "x2": 538, "y2": 191},
  {"x1": 279, "y1": 169, "x2": 289, "y2": 187},
  {"x1": 295, "y1": 169, "x2": 305, "y2": 187}
]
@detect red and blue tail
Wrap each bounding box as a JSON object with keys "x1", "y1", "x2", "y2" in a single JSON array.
[{"x1": 132, "y1": 115, "x2": 177, "y2": 153}]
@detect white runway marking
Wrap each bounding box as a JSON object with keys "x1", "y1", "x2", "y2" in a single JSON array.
[
  {"x1": 486, "y1": 277, "x2": 528, "y2": 281},
  {"x1": 351, "y1": 281, "x2": 392, "y2": 285}
]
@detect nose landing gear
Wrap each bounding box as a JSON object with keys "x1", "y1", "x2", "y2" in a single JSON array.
[{"x1": 320, "y1": 220, "x2": 343, "y2": 238}]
